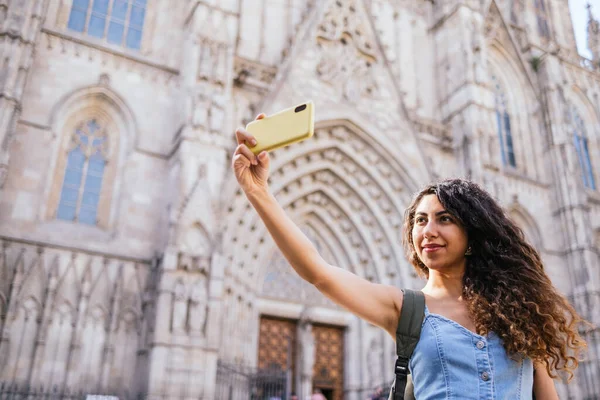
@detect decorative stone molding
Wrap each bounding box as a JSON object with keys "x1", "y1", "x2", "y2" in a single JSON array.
[
  {"x1": 40, "y1": 29, "x2": 180, "y2": 87},
  {"x1": 221, "y1": 123, "x2": 419, "y2": 311},
  {"x1": 0, "y1": 237, "x2": 150, "y2": 392},
  {"x1": 233, "y1": 56, "x2": 278, "y2": 92},
  {"x1": 42, "y1": 86, "x2": 134, "y2": 232},
  {"x1": 315, "y1": 0, "x2": 379, "y2": 102},
  {"x1": 410, "y1": 114, "x2": 453, "y2": 150}
]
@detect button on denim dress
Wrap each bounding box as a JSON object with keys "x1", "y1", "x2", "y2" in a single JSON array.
[{"x1": 409, "y1": 306, "x2": 534, "y2": 400}]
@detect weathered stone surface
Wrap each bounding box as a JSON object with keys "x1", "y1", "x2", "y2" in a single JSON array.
[{"x1": 0, "y1": 1, "x2": 599, "y2": 399}]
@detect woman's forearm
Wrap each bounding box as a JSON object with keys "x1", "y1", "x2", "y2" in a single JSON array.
[{"x1": 246, "y1": 188, "x2": 325, "y2": 284}]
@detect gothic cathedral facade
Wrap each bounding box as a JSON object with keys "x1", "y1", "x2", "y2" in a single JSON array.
[{"x1": 0, "y1": 0, "x2": 599, "y2": 399}]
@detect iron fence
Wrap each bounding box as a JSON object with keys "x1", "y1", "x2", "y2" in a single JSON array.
[
  {"x1": 215, "y1": 361, "x2": 291, "y2": 400},
  {"x1": 0, "y1": 382, "x2": 129, "y2": 400}
]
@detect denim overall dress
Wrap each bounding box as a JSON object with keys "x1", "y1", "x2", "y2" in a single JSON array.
[{"x1": 409, "y1": 306, "x2": 534, "y2": 399}]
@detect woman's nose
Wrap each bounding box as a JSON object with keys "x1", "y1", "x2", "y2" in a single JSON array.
[{"x1": 422, "y1": 221, "x2": 438, "y2": 237}]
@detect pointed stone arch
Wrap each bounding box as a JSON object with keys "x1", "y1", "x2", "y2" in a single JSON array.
[
  {"x1": 1, "y1": 295, "x2": 41, "y2": 382},
  {"x1": 77, "y1": 303, "x2": 109, "y2": 389},
  {"x1": 483, "y1": 0, "x2": 548, "y2": 182},
  {"x1": 40, "y1": 83, "x2": 137, "y2": 232},
  {"x1": 484, "y1": 0, "x2": 539, "y2": 96},
  {"x1": 251, "y1": 0, "x2": 432, "y2": 183},
  {"x1": 118, "y1": 267, "x2": 144, "y2": 327},
  {"x1": 569, "y1": 85, "x2": 600, "y2": 135},
  {"x1": 221, "y1": 120, "x2": 420, "y2": 304},
  {"x1": 180, "y1": 221, "x2": 212, "y2": 257},
  {"x1": 507, "y1": 204, "x2": 544, "y2": 250},
  {"x1": 54, "y1": 257, "x2": 81, "y2": 310},
  {"x1": 88, "y1": 267, "x2": 113, "y2": 315},
  {"x1": 16, "y1": 251, "x2": 46, "y2": 306},
  {"x1": 486, "y1": 34, "x2": 546, "y2": 179},
  {"x1": 566, "y1": 86, "x2": 599, "y2": 189}
]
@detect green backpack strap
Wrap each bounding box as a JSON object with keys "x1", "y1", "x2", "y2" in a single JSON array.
[{"x1": 391, "y1": 289, "x2": 425, "y2": 400}]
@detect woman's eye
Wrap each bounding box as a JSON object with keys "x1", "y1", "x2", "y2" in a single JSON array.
[
  {"x1": 415, "y1": 217, "x2": 426, "y2": 224},
  {"x1": 440, "y1": 216, "x2": 452, "y2": 222}
]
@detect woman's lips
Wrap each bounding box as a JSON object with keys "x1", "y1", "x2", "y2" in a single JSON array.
[{"x1": 423, "y1": 245, "x2": 443, "y2": 253}]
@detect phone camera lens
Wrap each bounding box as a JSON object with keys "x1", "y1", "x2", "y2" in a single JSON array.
[{"x1": 295, "y1": 104, "x2": 307, "y2": 113}]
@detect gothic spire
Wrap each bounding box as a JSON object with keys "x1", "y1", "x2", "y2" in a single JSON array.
[{"x1": 587, "y1": 3, "x2": 600, "y2": 64}]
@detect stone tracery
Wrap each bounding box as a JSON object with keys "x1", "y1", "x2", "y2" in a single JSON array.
[{"x1": 316, "y1": 0, "x2": 379, "y2": 102}]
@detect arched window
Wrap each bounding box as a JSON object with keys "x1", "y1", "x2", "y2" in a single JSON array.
[
  {"x1": 57, "y1": 119, "x2": 109, "y2": 225},
  {"x1": 534, "y1": 0, "x2": 550, "y2": 39},
  {"x1": 571, "y1": 108, "x2": 596, "y2": 190},
  {"x1": 67, "y1": 0, "x2": 147, "y2": 50},
  {"x1": 491, "y1": 75, "x2": 516, "y2": 167}
]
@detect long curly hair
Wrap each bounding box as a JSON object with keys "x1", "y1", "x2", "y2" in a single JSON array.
[{"x1": 403, "y1": 178, "x2": 589, "y2": 380}]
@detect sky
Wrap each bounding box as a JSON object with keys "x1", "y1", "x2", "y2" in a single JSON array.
[{"x1": 570, "y1": 0, "x2": 600, "y2": 58}]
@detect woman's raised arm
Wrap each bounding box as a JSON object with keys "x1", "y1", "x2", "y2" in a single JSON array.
[{"x1": 233, "y1": 116, "x2": 403, "y2": 337}]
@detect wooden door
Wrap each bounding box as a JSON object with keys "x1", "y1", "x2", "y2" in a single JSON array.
[
  {"x1": 257, "y1": 316, "x2": 297, "y2": 388},
  {"x1": 312, "y1": 324, "x2": 344, "y2": 400}
]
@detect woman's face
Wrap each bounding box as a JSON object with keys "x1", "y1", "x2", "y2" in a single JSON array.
[{"x1": 412, "y1": 194, "x2": 469, "y2": 273}]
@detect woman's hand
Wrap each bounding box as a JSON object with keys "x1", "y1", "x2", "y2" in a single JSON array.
[{"x1": 232, "y1": 113, "x2": 271, "y2": 196}]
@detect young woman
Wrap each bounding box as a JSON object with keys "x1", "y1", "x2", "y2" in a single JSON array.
[{"x1": 232, "y1": 114, "x2": 588, "y2": 399}]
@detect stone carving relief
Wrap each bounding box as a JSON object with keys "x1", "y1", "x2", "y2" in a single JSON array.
[
  {"x1": 484, "y1": 5, "x2": 504, "y2": 42},
  {"x1": 177, "y1": 252, "x2": 211, "y2": 272},
  {"x1": 226, "y1": 125, "x2": 414, "y2": 288},
  {"x1": 0, "y1": 242, "x2": 149, "y2": 392},
  {"x1": 316, "y1": 0, "x2": 379, "y2": 102},
  {"x1": 170, "y1": 276, "x2": 208, "y2": 336},
  {"x1": 184, "y1": 6, "x2": 232, "y2": 138},
  {"x1": 233, "y1": 56, "x2": 278, "y2": 92}
]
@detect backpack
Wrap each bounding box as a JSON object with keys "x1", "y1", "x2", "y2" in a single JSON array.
[{"x1": 389, "y1": 289, "x2": 425, "y2": 400}]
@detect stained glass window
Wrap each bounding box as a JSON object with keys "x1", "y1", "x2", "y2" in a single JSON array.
[
  {"x1": 67, "y1": 0, "x2": 146, "y2": 50},
  {"x1": 571, "y1": 108, "x2": 596, "y2": 190},
  {"x1": 491, "y1": 75, "x2": 517, "y2": 168},
  {"x1": 57, "y1": 120, "x2": 108, "y2": 225},
  {"x1": 534, "y1": 0, "x2": 550, "y2": 39}
]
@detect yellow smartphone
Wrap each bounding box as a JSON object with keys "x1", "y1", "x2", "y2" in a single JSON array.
[{"x1": 246, "y1": 101, "x2": 314, "y2": 155}]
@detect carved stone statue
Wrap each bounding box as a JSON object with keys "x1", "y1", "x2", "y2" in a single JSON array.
[
  {"x1": 188, "y1": 278, "x2": 207, "y2": 335},
  {"x1": 171, "y1": 282, "x2": 188, "y2": 333}
]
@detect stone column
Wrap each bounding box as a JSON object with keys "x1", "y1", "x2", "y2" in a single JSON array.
[
  {"x1": 0, "y1": 0, "x2": 47, "y2": 187},
  {"x1": 536, "y1": 52, "x2": 600, "y2": 400},
  {"x1": 297, "y1": 318, "x2": 315, "y2": 400},
  {"x1": 145, "y1": 2, "x2": 239, "y2": 398},
  {"x1": 429, "y1": 1, "x2": 491, "y2": 181}
]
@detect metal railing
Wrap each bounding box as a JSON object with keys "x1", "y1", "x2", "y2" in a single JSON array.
[
  {"x1": 215, "y1": 361, "x2": 291, "y2": 400},
  {"x1": 0, "y1": 382, "x2": 128, "y2": 400}
]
